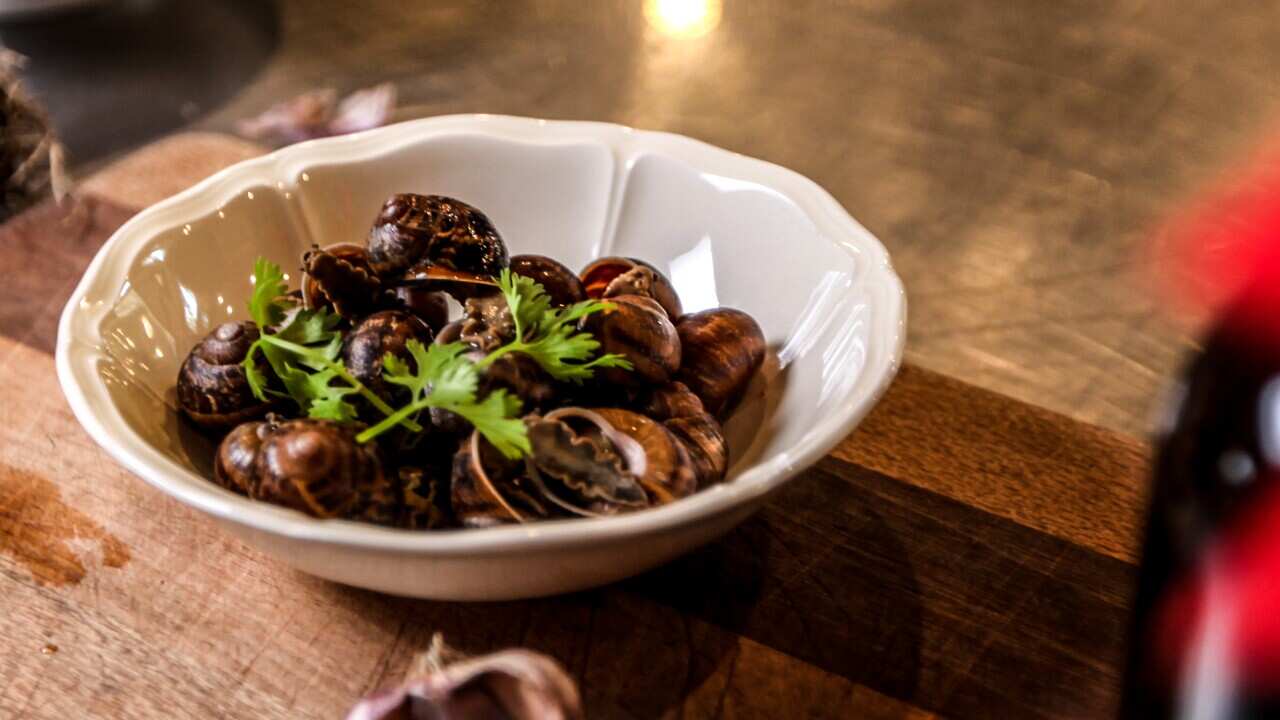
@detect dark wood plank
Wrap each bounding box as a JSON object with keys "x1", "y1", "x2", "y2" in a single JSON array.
[{"x1": 837, "y1": 364, "x2": 1150, "y2": 562}]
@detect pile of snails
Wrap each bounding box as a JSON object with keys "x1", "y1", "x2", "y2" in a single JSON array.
[{"x1": 175, "y1": 193, "x2": 766, "y2": 529}]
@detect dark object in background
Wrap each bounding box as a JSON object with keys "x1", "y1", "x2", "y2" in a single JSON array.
[
  {"x1": 0, "y1": 49, "x2": 63, "y2": 220},
  {"x1": 1122, "y1": 288, "x2": 1280, "y2": 717},
  {"x1": 0, "y1": 0, "x2": 277, "y2": 167}
]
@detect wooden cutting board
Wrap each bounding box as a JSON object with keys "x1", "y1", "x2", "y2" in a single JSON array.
[{"x1": 0, "y1": 133, "x2": 1148, "y2": 719}]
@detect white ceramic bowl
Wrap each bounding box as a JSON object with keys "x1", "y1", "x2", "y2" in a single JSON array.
[{"x1": 56, "y1": 115, "x2": 905, "y2": 600}]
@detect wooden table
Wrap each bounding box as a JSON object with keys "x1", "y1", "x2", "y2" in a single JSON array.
[{"x1": 0, "y1": 134, "x2": 1149, "y2": 718}]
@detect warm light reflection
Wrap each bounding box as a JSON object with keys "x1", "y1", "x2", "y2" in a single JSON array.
[{"x1": 644, "y1": 0, "x2": 722, "y2": 38}]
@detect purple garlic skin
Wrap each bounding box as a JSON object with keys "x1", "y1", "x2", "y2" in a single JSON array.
[{"x1": 346, "y1": 638, "x2": 582, "y2": 720}]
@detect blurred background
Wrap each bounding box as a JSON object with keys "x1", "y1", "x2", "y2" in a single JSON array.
[{"x1": 5, "y1": 0, "x2": 1280, "y2": 437}]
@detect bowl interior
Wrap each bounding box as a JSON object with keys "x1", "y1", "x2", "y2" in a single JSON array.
[{"x1": 64, "y1": 119, "x2": 897, "y2": 540}]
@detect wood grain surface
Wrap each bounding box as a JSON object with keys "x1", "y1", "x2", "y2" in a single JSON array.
[{"x1": 0, "y1": 135, "x2": 1149, "y2": 718}]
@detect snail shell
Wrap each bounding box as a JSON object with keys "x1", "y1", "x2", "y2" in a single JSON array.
[
  {"x1": 675, "y1": 308, "x2": 765, "y2": 419},
  {"x1": 214, "y1": 419, "x2": 270, "y2": 495},
  {"x1": 388, "y1": 285, "x2": 451, "y2": 333},
  {"x1": 580, "y1": 294, "x2": 681, "y2": 387},
  {"x1": 341, "y1": 310, "x2": 434, "y2": 405},
  {"x1": 451, "y1": 433, "x2": 551, "y2": 528},
  {"x1": 580, "y1": 257, "x2": 682, "y2": 319},
  {"x1": 664, "y1": 413, "x2": 728, "y2": 489},
  {"x1": 511, "y1": 254, "x2": 587, "y2": 307},
  {"x1": 590, "y1": 408, "x2": 696, "y2": 503},
  {"x1": 631, "y1": 381, "x2": 728, "y2": 488},
  {"x1": 367, "y1": 194, "x2": 509, "y2": 296},
  {"x1": 177, "y1": 321, "x2": 274, "y2": 430},
  {"x1": 253, "y1": 418, "x2": 388, "y2": 519},
  {"x1": 301, "y1": 243, "x2": 381, "y2": 318}
]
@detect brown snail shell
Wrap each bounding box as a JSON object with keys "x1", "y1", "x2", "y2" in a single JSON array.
[
  {"x1": 580, "y1": 294, "x2": 681, "y2": 387},
  {"x1": 301, "y1": 243, "x2": 381, "y2": 318},
  {"x1": 522, "y1": 408, "x2": 650, "y2": 517},
  {"x1": 254, "y1": 418, "x2": 387, "y2": 519},
  {"x1": 341, "y1": 310, "x2": 433, "y2": 405},
  {"x1": 214, "y1": 419, "x2": 269, "y2": 495},
  {"x1": 591, "y1": 408, "x2": 696, "y2": 503},
  {"x1": 511, "y1": 254, "x2": 586, "y2": 307},
  {"x1": 387, "y1": 285, "x2": 450, "y2": 333},
  {"x1": 451, "y1": 433, "x2": 550, "y2": 527},
  {"x1": 675, "y1": 308, "x2": 766, "y2": 419},
  {"x1": 664, "y1": 412, "x2": 728, "y2": 488},
  {"x1": 480, "y1": 352, "x2": 558, "y2": 411},
  {"x1": 632, "y1": 380, "x2": 706, "y2": 422},
  {"x1": 367, "y1": 194, "x2": 508, "y2": 297},
  {"x1": 581, "y1": 256, "x2": 682, "y2": 319},
  {"x1": 177, "y1": 321, "x2": 274, "y2": 430},
  {"x1": 629, "y1": 382, "x2": 728, "y2": 488}
]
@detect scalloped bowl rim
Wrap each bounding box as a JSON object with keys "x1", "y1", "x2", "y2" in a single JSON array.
[{"x1": 56, "y1": 114, "x2": 906, "y2": 556}]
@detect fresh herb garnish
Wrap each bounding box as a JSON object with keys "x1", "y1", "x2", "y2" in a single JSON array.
[
  {"x1": 238, "y1": 258, "x2": 632, "y2": 457},
  {"x1": 477, "y1": 269, "x2": 633, "y2": 382},
  {"x1": 240, "y1": 259, "x2": 420, "y2": 430},
  {"x1": 356, "y1": 341, "x2": 529, "y2": 458}
]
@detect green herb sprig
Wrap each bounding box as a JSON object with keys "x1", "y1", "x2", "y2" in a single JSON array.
[
  {"x1": 355, "y1": 341, "x2": 529, "y2": 458},
  {"x1": 476, "y1": 269, "x2": 633, "y2": 381},
  {"x1": 240, "y1": 259, "x2": 421, "y2": 430},
  {"x1": 238, "y1": 257, "x2": 633, "y2": 457}
]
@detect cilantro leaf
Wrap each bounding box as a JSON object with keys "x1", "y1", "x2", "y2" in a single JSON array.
[
  {"x1": 360, "y1": 339, "x2": 527, "y2": 456},
  {"x1": 448, "y1": 389, "x2": 530, "y2": 459},
  {"x1": 484, "y1": 275, "x2": 634, "y2": 383},
  {"x1": 498, "y1": 269, "x2": 552, "y2": 340},
  {"x1": 247, "y1": 257, "x2": 290, "y2": 329},
  {"x1": 274, "y1": 305, "x2": 341, "y2": 345}
]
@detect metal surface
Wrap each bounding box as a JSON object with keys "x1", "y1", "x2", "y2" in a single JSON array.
[{"x1": 17, "y1": 0, "x2": 1280, "y2": 434}]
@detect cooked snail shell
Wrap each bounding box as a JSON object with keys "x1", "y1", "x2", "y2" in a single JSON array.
[
  {"x1": 177, "y1": 321, "x2": 274, "y2": 430},
  {"x1": 451, "y1": 433, "x2": 550, "y2": 528},
  {"x1": 215, "y1": 417, "x2": 390, "y2": 520},
  {"x1": 581, "y1": 256, "x2": 682, "y2": 319},
  {"x1": 511, "y1": 254, "x2": 586, "y2": 307},
  {"x1": 675, "y1": 308, "x2": 765, "y2": 418},
  {"x1": 580, "y1": 294, "x2": 681, "y2": 387},
  {"x1": 367, "y1": 194, "x2": 508, "y2": 297},
  {"x1": 341, "y1": 310, "x2": 434, "y2": 405},
  {"x1": 301, "y1": 243, "x2": 381, "y2": 318},
  {"x1": 590, "y1": 408, "x2": 696, "y2": 503}
]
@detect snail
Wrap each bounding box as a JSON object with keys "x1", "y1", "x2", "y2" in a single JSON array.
[
  {"x1": 451, "y1": 432, "x2": 552, "y2": 527},
  {"x1": 367, "y1": 193, "x2": 509, "y2": 299},
  {"x1": 215, "y1": 417, "x2": 392, "y2": 521},
  {"x1": 458, "y1": 292, "x2": 515, "y2": 353},
  {"x1": 590, "y1": 408, "x2": 696, "y2": 503},
  {"x1": 341, "y1": 310, "x2": 434, "y2": 405},
  {"x1": 177, "y1": 321, "x2": 275, "y2": 430},
  {"x1": 388, "y1": 285, "x2": 451, "y2": 333},
  {"x1": 510, "y1": 254, "x2": 586, "y2": 307},
  {"x1": 301, "y1": 243, "x2": 381, "y2": 318},
  {"x1": 632, "y1": 381, "x2": 728, "y2": 488},
  {"x1": 580, "y1": 294, "x2": 681, "y2": 387},
  {"x1": 675, "y1": 308, "x2": 766, "y2": 419},
  {"x1": 581, "y1": 256, "x2": 682, "y2": 320},
  {"x1": 451, "y1": 407, "x2": 694, "y2": 525}
]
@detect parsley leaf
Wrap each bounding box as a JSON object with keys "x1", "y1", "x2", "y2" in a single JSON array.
[
  {"x1": 358, "y1": 340, "x2": 529, "y2": 458},
  {"x1": 247, "y1": 257, "x2": 290, "y2": 329},
  {"x1": 484, "y1": 269, "x2": 632, "y2": 382}
]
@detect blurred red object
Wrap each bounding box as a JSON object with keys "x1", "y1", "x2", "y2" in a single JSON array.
[{"x1": 1151, "y1": 146, "x2": 1280, "y2": 346}]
